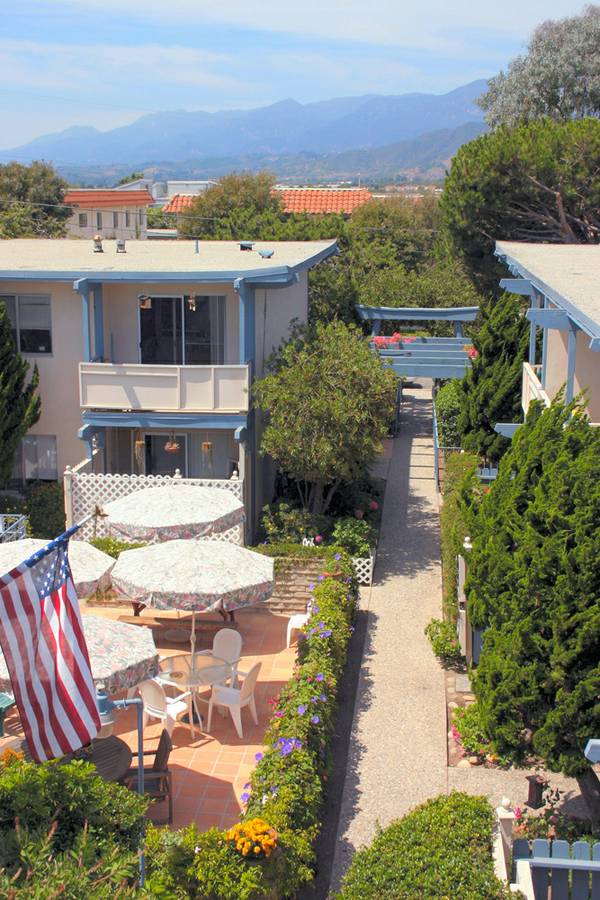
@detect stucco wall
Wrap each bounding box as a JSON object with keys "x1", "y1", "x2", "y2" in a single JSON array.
[
  {"x1": 254, "y1": 271, "x2": 308, "y2": 377},
  {"x1": 543, "y1": 301, "x2": 600, "y2": 420},
  {"x1": 65, "y1": 207, "x2": 148, "y2": 240}
]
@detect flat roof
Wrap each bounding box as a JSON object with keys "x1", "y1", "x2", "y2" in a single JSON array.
[
  {"x1": 496, "y1": 241, "x2": 600, "y2": 340},
  {"x1": 0, "y1": 238, "x2": 337, "y2": 284}
]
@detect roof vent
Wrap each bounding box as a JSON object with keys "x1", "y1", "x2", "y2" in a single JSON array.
[
  {"x1": 93, "y1": 234, "x2": 103, "y2": 253},
  {"x1": 116, "y1": 239, "x2": 126, "y2": 253},
  {"x1": 240, "y1": 241, "x2": 254, "y2": 251},
  {"x1": 258, "y1": 249, "x2": 274, "y2": 259}
]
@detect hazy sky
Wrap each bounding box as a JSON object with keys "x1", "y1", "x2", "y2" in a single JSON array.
[{"x1": 0, "y1": 0, "x2": 588, "y2": 149}]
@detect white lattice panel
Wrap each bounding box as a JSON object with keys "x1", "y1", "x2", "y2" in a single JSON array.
[
  {"x1": 68, "y1": 471, "x2": 244, "y2": 544},
  {"x1": 352, "y1": 555, "x2": 375, "y2": 586}
]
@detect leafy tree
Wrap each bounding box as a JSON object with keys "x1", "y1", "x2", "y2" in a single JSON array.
[
  {"x1": 480, "y1": 5, "x2": 600, "y2": 127},
  {"x1": 0, "y1": 304, "x2": 41, "y2": 486},
  {"x1": 0, "y1": 162, "x2": 69, "y2": 238},
  {"x1": 466, "y1": 398, "x2": 600, "y2": 776},
  {"x1": 254, "y1": 321, "x2": 396, "y2": 514},
  {"x1": 458, "y1": 293, "x2": 529, "y2": 460},
  {"x1": 146, "y1": 205, "x2": 176, "y2": 229},
  {"x1": 178, "y1": 171, "x2": 282, "y2": 239},
  {"x1": 440, "y1": 118, "x2": 600, "y2": 292},
  {"x1": 114, "y1": 171, "x2": 144, "y2": 186}
]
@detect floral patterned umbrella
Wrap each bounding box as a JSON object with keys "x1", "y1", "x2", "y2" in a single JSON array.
[
  {"x1": 110, "y1": 540, "x2": 274, "y2": 613},
  {"x1": 104, "y1": 485, "x2": 245, "y2": 543},
  {"x1": 0, "y1": 538, "x2": 114, "y2": 599},
  {"x1": 0, "y1": 614, "x2": 159, "y2": 696}
]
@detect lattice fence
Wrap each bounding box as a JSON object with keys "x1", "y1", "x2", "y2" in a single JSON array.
[
  {"x1": 65, "y1": 470, "x2": 244, "y2": 544},
  {"x1": 301, "y1": 536, "x2": 375, "y2": 586}
]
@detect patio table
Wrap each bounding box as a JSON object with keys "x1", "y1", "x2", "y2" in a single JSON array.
[
  {"x1": 89, "y1": 735, "x2": 133, "y2": 782},
  {"x1": 158, "y1": 654, "x2": 231, "y2": 727}
]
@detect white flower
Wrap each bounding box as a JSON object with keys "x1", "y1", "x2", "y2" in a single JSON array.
[{"x1": 262, "y1": 793, "x2": 269, "y2": 805}]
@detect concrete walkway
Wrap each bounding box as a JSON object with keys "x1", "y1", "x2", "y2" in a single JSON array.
[{"x1": 329, "y1": 385, "x2": 586, "y2": 892}]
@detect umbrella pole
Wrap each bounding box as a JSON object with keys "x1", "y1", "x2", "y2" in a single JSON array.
[{"x1": 190, "y1": 611, "x2": 196, "y2": 671}]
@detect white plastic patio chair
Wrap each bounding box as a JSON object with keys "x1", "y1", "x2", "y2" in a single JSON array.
[
  {"x1": 286, "y1": 599, "x2": 314, "y2": 648},
  {"x1": 137, "y1": 677, "x2": 200, "y2": 740},
  {"x1": 195, "y1": 628, "x2": 243, "y2": 686},
  {"x1": 206, "y1": 662, "x2": 261, "y2": 739}
]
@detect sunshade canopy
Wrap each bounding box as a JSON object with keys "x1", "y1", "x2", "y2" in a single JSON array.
[{"x1": 0, "y1": 538, "x2": 114, "y2": 598}]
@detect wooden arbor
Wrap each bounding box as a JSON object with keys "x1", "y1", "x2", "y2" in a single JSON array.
[{"x1": 356, "y1": 305, "x2": 479, "y2": 380}]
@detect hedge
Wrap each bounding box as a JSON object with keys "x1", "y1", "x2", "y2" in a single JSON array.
[
  {"x1": 145, "y1": 547, "x2": 358, "y2": 898},
  {"x1": 337, "y1": 792, "x2": 510, "y2": 900},
  {"x1": 439, "y1": 452, "x2": 478, "y2": 621},
  {"x1": 434, "y1": 380, "x2": 463, "y2": 448}
]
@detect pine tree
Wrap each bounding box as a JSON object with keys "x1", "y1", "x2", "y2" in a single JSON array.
[
  {"x1": 466, "y1": 398, "x2": 600, "y2": 775},
  {"x1": 0, "y1": 304, "x2": 41, "y2": 485},
  {"x1": 458, "y1": 294, "x2": 529, "y2": 461}
]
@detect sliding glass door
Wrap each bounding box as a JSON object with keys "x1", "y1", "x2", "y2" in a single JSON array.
[{"x1": 139, "y1": 295, "x2": 225, "y2": 365}]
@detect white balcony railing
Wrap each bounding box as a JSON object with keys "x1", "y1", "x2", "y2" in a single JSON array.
[
  {"x1": 79, "y1": 362, "x2": 249, "y2": 413},
  {"x1": 522, "y1": 362, "x2": 551, "y2": 416}
]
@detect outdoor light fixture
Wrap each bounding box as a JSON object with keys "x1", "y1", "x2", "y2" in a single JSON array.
[
  {"x1": 202, "y1": 440, "x2": 213, "y2": 471},
  {"x1": 138, "y1": 294, "x2": 152, "y2": 310},
  {"x1": 93, "y1": 234, "x2": 104, "y2": 253},
  {"x1": 187, "y1": 295, "x2": 197, "y2": 312}
]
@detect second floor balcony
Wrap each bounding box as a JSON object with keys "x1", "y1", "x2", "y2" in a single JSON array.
[
  {"x1": 79, "y1": 362, "x2": 249, "y2": 413},
  {"x1": 522, "y1": 362, "x2": 551, "y2": 416}
]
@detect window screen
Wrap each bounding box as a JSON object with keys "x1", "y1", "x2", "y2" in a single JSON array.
[
  {"x1": 18, "y1": 295, "x2": 52, "y2": 353},
  {"x1": 23, "y1": 435, "x2": 58, "y2": 481}
]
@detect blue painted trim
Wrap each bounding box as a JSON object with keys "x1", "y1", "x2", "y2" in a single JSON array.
[
  {"x1": 529, "y1": 292, "x2": 539, "y2": 365},
  {"x1": 495, "y1": 244, "x2": 600, "y2": 346},
  {"x1": 387, "y1": 361, "x2": 471, "y2": 378},
  {"x1": 565, "y1": 325, "x2": 578, "y2": 404},
  {"x1": 82, "y1": 411, "x2": 247, "y2": 430},
  {"x1": 541, "y1": 297, "x2": 549, "y2": 388},
  {"x1": 357, "y1": 305, "x2": 479, "y2": 322},
  {"x1": 93, "y1": 284, "x2": 104, "y2": 360},
  {"x1": 79, "y1": 283, "x2": 92, "y2": 362},
  {"x1": 236, "y1": 281, "x2": 256, "y2": 365},
  {"x1": 499, "y1": 278, "x2": 534, "y2": 296},
  {"x1": 526, "y1": 308, "x2": 571, "y2": 330},
  {"x1": 234, "y1": 426, "x2": 247, "y2": 443},
  {"x1": 494, "y1": 423, "x2": 521, "y2": 437}
]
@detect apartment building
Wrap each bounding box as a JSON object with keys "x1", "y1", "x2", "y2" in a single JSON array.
[{"x1": 63, "y1": 189, "x2": 153, "y2": 240}]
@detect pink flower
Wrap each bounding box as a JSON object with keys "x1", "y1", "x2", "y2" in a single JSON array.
[
  {"x1": 514, "y1": 806, "x2": 523, "y2": 822},
  {"x1": 369, "y1": 500, "x2": 379, "y2": 511},
  {"x1": 314, "y1": 534, "x2": 323, "y2": 544},
  {"x1": 354, "y1": 509, "x2": 364, "y2": 520}
]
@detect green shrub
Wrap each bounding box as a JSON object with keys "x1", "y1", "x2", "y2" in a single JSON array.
[
  {"x1": 452, "y1": 704, "x2": 490, "y2": 758},
  {"x1": 337, "y1": 792, "x2": 510, "y2": 899},
  {"x1": 0, "y1": 755, "x2": 147, "y2": 875},
  {"x1": 146, "y1": 546, "x2": 358, "y2": 898},
  {"x1": 90, "y1": 536, "x2": 146, "y2": 558},
  {"x1": 24, "y1": 481, "x2": 65, "y2": 539},
  {"x1": 435, "y1": 380, "x2": 463, "y2": 447},
  {"x1": 439, "y1": 452, "x2": 478, "y2": 621},
  {"x1": 261, "y1": 501, "x2": 333, "y2": 543},
  {"x1": 330, "y1": 517, "x2": 376, "y2": 556},
  {"x1": 425, "y1": 618, "x2": 463, "y2": 665}
]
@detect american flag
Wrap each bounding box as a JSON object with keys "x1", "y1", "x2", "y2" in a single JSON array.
[{"x1": 0, "y1": 532, "x2": 100, "y2": 762}]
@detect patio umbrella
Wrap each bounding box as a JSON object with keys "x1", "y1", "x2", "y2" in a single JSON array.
[
  {"x1": 0, "y1": 614, "x2": 159, "y2": 696},
  {"x1": 0, "y1": 538, "x2": 114, "y2": 599},
  {"x1": 104, "y1": 484, "x2": 245, "y2": 543},
  {"x1": 110, "y1": 540, "x2": 274, "y2": 658}
]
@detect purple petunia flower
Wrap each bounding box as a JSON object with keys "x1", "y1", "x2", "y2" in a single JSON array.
[
  {"x1": 311, "y1": 696, "x2": 318, "y2": 703},
  {"x1": 324, "y1": 629, "x2": 332, "y2": 637},
  {"x1": 277, "y1": 737, "x2": 303, "y2": 757},
  {"x1": 320, "y1": 694, "x2": 327, "y2": 701},
  {"x1": 318, "y1": 574, "x2": 325, "y2": 581},
  {"x1": 316, "y1": 673, "x2": 324, "y2": 682},
  {"x1": 255, "y1": 752, "x2": 263, "y2": 761},
  {"x1": 241, "y1": 792, "x2": 250, "y2": 802},
  {"x1": 318, "y1": 621, "x2": 325, "y2": 629},
  {"x1": 308, "y1": 583, "x2": 315, "y2": 591},
  {"x1": 298, "y1": 705, "x2": 306, "y2": 715},
  {"x1": 312, "y1": 605, "x2": 320, "y2": 614},
  {"x1": 334, "y1": 553, "x2": 341, "y2": 561},
  {"x1": 243, "y1": 782, "x2": 251, "y2": 789},
  {"x1": 311, "y1": 715, "x2": 320, "y2": 725}
]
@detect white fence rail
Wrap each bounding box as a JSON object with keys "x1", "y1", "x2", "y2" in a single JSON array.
[
  {"x1": 64, "y1": 468, "x2": 244, "y2": 544},
  {"x1": 522, "y1": 362, "x2": 551, "y2": 416},
  {"x1": 0, "y1": 514, "x2": 28, "y2": 543}
]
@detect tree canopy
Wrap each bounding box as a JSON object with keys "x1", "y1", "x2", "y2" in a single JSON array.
[
  {"x1": 0, "y1": 161, "x2": 70, "y2": 238},
  {"x1": 479, "y1": 5, "x2": 600, "y2": 128},
  {"x1": 466, "y1": 398, "x2": 600, "y2": 776},
  {"x1": 458, "y1": 293, "x2": 529, "y2": 461},
  {"x1": 254, "y1": 321, "x2": 396, "y2": 514},
  {"x1": 440, "y1": 118, "x2": 600, "y2": 292},
  {"x1": 0, "y1": 303, "x2": 41, "y2": 486}
]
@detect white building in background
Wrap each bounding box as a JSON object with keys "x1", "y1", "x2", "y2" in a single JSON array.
[{"x1": 63, "y1": 189, "x2": 153, "y2": 240}]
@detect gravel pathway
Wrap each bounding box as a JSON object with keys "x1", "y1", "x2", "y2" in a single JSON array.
[{"x1": 329, "y1": 384, "x2": 586, "y2": 895}]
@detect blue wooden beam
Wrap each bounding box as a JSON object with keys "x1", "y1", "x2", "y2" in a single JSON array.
[
  {"x1": 526, "y1": 308, "x2": 571, "y2": 331},
  {"x1": 494, "y1": 423, "x2": 521, "y2": 437},
  {"x1": 387, "y1": 361, "x2": 471, "y2": 379},
  {"x1": 82, "y1": 411, "x2": 247, "y2": 430},
  {"x1": 92, "y1": 283, "x2": 104, "y2": 360},
  {"x1": 565, "y1": 325, "x2": 578, "y2": 404},
  {"x1": 500, "y1": 278, "x2": 534, "y2": 296},
  {"x1": 379, "y1": 349, "x2": 470, "y2": 358},
  {"x1": 235, "y1": 279, "x2": 255, "y2": 365},
  {"x1": 357, "y1": 305, "x2": 479, "y2": 322},
  {"x1": 79, "y1": 282, "x2": 92, "y2": 362}
]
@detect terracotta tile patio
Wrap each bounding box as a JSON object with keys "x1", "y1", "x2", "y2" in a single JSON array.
[{"x1": 85, "y1": 606, "x2": 296, "y2": 830}]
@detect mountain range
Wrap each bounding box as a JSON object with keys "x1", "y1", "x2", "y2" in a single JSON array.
[{"x1": 0, "y1": 79, "x2": 488, "y2": 182}]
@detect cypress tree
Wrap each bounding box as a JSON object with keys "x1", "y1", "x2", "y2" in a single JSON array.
[
  {"x1": 458, "y1": 294, "x2": 529, "y2": 461},
  {"x1": 0, "y1": 303, "x2": 41, "y2": 485},
  {"x1": 466, "y1": 398, "x2": 600, "y2": 775}
]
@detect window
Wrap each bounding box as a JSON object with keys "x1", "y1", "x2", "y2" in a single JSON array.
[
  {"x1": 113, "y1": 211, "x2": 119, "y2": 229},
  {"x1": 78, "y1": 212, "x2": 88, "y2": 228},
  {"x1": 125, "y1": 210, "x2": 131, "y2": 227},
  {"x1": 22, "y1": 435, "x2": 58, "y2": 481},
  {"x1": 96, "y1": 211, "x2": 102, "y2": 229},
  {"x1": 0, "y1": 294, "x2": 52, "y2": 353}
]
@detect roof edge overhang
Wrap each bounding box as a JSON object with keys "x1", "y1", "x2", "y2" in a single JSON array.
[
  {"x1": 81, "y1": 411, "x2": 248, "y2": 430},
  {"x1": 495, "y1": 242, "x2": 600, "y2": 347},
  {"x1": 356, "y1": 304, "x2": 479, "y2": 322}
]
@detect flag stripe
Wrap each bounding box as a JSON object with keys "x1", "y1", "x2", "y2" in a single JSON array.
[{"x1": 0, "y1": 537, "x2": 100, "y2": 763}]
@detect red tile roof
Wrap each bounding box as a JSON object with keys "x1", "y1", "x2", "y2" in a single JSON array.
[
  {"x1": 275, "y1": 188, "x2": 372, "y2": 215},
  {"x1": 162, "y1": 194, "x2": 195, "y2": 214},
  {"x1": 64, "y1": 189, "x2": 153, "y2": 209}
]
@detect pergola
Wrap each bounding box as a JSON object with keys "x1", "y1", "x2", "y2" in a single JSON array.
[{"x1": 356, "y1": 305, "x2": 479, "y2": 379}]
